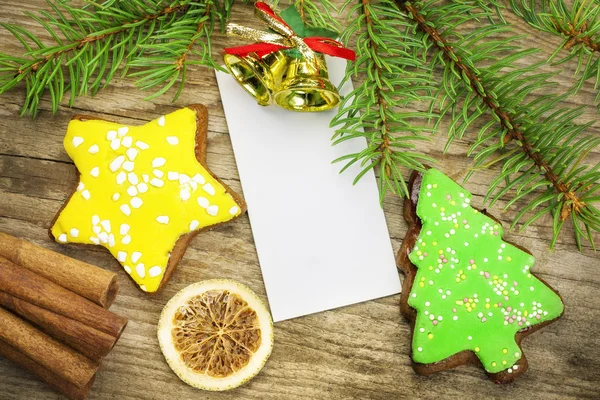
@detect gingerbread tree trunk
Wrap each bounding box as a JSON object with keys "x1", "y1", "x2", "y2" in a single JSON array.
[{"x1": 405, "y1": 168, "x2": 564, "y2": 379}]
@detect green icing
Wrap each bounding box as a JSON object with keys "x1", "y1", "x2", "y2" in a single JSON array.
[{"x1": 408, "y1": 169, "x2": 564, "y2": 374}]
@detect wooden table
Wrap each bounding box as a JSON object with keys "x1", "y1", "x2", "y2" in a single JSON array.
[{"x1": 1, "y1": 1, "x2": 599, "y2": 399}]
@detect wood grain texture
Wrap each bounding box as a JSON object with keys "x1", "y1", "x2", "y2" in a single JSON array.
[{"x1": 0, "y1": 1, "x2": 599, "y2": 399}]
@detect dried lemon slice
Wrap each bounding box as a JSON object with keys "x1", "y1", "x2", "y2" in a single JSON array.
[{"x1": 158, "y1": 279, "x2": 273, "y2": 391}]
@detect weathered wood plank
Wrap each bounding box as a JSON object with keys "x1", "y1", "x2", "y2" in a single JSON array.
[{"x1": 0, "y1": 1, "x2": 599, "y2": 399}]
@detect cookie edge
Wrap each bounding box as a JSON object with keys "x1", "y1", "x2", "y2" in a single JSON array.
[
  {"x1": 396, "y1": 169, "x2": 565, "y2": 383},
  {"x1": 48, "y1": 105, "x2": 248, "y2": 295}
]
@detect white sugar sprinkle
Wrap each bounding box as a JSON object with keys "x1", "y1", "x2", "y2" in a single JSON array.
[
  {"x1": 92, "y1": 215, "x2": 100, "y2": 225},
  {"x1": 142, "y1": 174, "x2": 149, "y2": 183},
  {"x1": 100, "y1": 220, "x2": 111, "y2": 232},
  {"x1": 130, "y1": 197, "x2": 143, "y2": 208},
  {"x1": 107, "y1": 130, "x2": 117, "y2": 141},
  {"x1": 152, "y1": 157, "x2": 166, "y2": 168},
  {"x1": 116, "y1": 171, "x2": 126, "y2": 185},
  {"x1": 122, "y1": 234, "x2": 131, "y2": 245},
  {"x1": 109, "y1": 234, "x2": 116, "y2": 247},
  {"x1": 189, "y1": 220, "x2": 199, "y2": 231},
  {"x1": 98, "y1": 232, "x2": 109, "y2": 244},
  {"x1": 158, "y1": 116, "x2": 166, "y2": 127},
  {"x1": 117, "y1": 127, "x2": 129, "y2": 136},
  {"x1": 77, "y1": 182, "x2": 84, "y2": 191},
  {"x1": 70, "y1": 228, "x2": 79, "y2": 238},
  {"x1": 140, "y1": 285, "x2": 147, "y2": 292},
  {"x1": 149, "y1": 266, "x2": 162, "y2": 277},
  {"x1": 110, "y1": 156, "x2": 125, "y2": 172},
  {"x1": 150, "y1": 178, "x2": 164, "y2": 187},
  {"x1": 119, "y1": 224, "x2": 131, "y2": 239},
  {"x1": 122, "y1": 161, "x2": 134, "y2": 172},
  {"x1": 90, "y1": 237, "x2": 100, "y2": 245},
  {"x1": 180, "y1": 189, "x2": 191, "y2": 201},
  {"x1": 120, "y1": 224, "x2": 130, "y2": 235},
  {"x1": 229, "y1": 206, "x2": 239, "y2": 215},
  {"x1": 179, "y1": 174, "x2": 191, "y2": 185},
  {"x1": 156, "y1": 216, "x2": 169, "y2": 224},
  {"x1": 197, "y1": 196, "x2": 209, "y2": 208},
  {"x1": 136, "y1": 141, "x2": 149, "y2": 150},
  {"x1": 202, "y1": 183, "x2": 215, "y2": 196},
  {"x1": 166, "y1": 136, "x2": 178, "y2": 145},
  {"x1": 192, "y1": 174, "x2": 205, "y2": 184},
  {"x1": 58, "y1": 233, "x2": 68, "y2": 243},
  {"x1": 136, "y1": 263, "x2": 146, "y2": 278},
  {"x1": 72, "y1": 137, "x2": 84, "y2": 147},
  {"x1": 123, "y1": 265, "x2": 132, "y2": 274},
  {"x1": 153, "y1": 169, "x2": 164, "y2": 178},
  {"x1": 121, "y1": 136, "x2": 133, "y2": 148},
  {"x1": 167, "y1": 172, "x2": 179, "y2": 181},
  {"x1": 137, "y1": 183, "x2": 148, "y2": 193},
  {"x1": 120, "y1": 204, "x2": 131, "y2": 216},
  {"x1": 110, "y1": 139, "x2": 121, "y2": 150},
  {"x1": 127, "y1": 186, "x2": 138, "y2": 197},
  {"x1": 117, "y1": 251, "x2": 127, "y2": 262},
  {"x1": 207, "y1": 205, "x2": 219, "y2": 216},
  {"x1": 128, "y1": 173, "x2": 139, "y2": 185},
  {"x1": 131, "y1": 252, "x2": 142, "y2": 263},
  {"x1": 126, "y1": 148, "x2": 138, "y2": 161},
  {"x1": 90, "y1": 167, "x2": 100, "y2": 178},
  {"x1": 82, "y1": 190, "x2": 91, "y2": 200},
  {"x1": 88, "y1": 144, "x2": 99, "y2": 154}
]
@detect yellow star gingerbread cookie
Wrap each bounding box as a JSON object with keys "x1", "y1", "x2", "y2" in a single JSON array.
[{"x1": 50, "y1": 105, "x2": 246, "y2": 293}]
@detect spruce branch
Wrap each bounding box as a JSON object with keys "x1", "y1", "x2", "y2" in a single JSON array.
[
  {"x1": 331, "y1": 0, "x2": 436, "y2": 201},
  {"x1": 272, "y1": 0, "x2": 341, "y2": 30},
  {"x1": 0, "y1": 0, "x2": 235, "y2": 116},
  {"x1": 396, "y1": 0, "x2": 600, "y2": 249},
  {"x1": 296, "y1": 0, "x2": 341, "y2": 30},
  {"x1": 511, "y1": 0, "x2": 600, "y2": 106},
  {"x1": 127, "y1": 0, "x2": 228, "y2": 100}
]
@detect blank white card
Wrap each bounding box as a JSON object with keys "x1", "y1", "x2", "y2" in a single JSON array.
[{"x1": 216, "y1": 56, "x2": 400, "y2": 322}]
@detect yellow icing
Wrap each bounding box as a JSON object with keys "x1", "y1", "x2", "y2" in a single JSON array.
[{"x1": 51, "y1": 107, "x2": 243, "y2": 293}]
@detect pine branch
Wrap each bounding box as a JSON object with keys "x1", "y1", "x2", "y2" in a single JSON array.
[
  {"x1": 0, "y1": 0, "x2": 234, "y2": 116},
  {"x1": 330, "y1": 0, "x2": 436, "y2": 201},
  {"x1": 511, "y1": 0, "x2": 600, "y2": 106},
  {"x1": 397, "y1": 0, "x2": 600, "y2": 249},
  {"x1": 295, "y1": 0, "x2": 341, "y2": 30},
  {"x1": 127, "y1": 0, "x2": 236, "y2": 99}
]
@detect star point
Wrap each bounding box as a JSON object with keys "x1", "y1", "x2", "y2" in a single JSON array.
[{"x1": 51, "y1": 105, "x2": 246, "y2": 293}]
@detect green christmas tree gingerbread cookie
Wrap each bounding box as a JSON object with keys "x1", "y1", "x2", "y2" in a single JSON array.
[{"x1": 401, "y1": 168, "x2": 564, "y2": 381}]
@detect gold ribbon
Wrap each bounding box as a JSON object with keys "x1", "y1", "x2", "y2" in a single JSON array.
[{"x1": 226, "y1": 3, "x2": 321, "y2": 68}]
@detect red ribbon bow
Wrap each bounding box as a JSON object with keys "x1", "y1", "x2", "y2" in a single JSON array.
[{"x1": 224, "y1": 2, "x2": 356, "y2": 61}]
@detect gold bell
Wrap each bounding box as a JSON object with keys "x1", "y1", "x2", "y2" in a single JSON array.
[
  {"x1": 273, "y1": 54, "x2": 340, "y2": 112},
  {"x1": 223, "y1": 51, "x2": 289, "y2": 106}
]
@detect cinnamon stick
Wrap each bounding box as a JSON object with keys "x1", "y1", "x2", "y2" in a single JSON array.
[
  {"x1": 0, "y1": 256, "x2": 128, "y2": 338},
  {"x1": 0, "y1": 291, "x2": 118, "y2": 361},
  {"x1": 0, "y1": 232, "x2": 118, "y2": 308},
  {"x1": 0, "y1": 307, "x2": 99, "y2": 389},
  {"x1": 0, "y1": 339, "x2": 94, "y2": 400}
]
